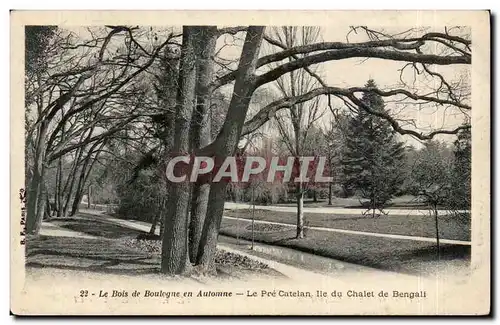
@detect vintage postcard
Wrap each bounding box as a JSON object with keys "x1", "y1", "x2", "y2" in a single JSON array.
[{"x1": 10, "y1": 10, "x2": 490, "y2": 315}]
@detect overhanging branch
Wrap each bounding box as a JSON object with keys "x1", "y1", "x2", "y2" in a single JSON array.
[
  {"x1": 255, "y1": 48, "x2": 470, "y2": 88},
  {"x1": 212, "y1": 33, "x2": 471, "y2": 90},
  {"x1": 241, "y1": 86, "x2": 470, "y2": 140}
]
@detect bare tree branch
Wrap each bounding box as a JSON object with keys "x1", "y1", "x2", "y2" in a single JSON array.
[
  {"x1": 255, "y1": 48, "x2": 470, "y2": 88},
  {"x1": 212, "y1": 32, "x2": 471, "y2": 89},
  {"x1": 241, "y1": 86, "x2": 470, "y2": 140},
  {"x1": 217, "y1": 26, "x2": 247, "y2": 36}
]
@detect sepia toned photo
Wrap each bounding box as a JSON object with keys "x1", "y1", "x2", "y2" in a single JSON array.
[{"x1": 10, "y1": 10, "x2": 490, "y2": 315}]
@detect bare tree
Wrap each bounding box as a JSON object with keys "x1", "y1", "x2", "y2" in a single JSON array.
[
  {"x1": 409, "y1": 140, "x2": 455, "y2": 255},
  {"x1": 25, "y1": 26, "x2": 174, "y2": 234},
  {"x1": 266, "y1": 26, "x2": 325, "y2": 238}
]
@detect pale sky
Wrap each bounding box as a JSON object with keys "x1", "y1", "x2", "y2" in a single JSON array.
[
  {"x1": 60, "y1": 25, "x2": 471, "y2": 148},
  {"x1": 215, "y1": 26, "x2": 470, "y2": 148},
  {"x1": 319, "y1": 26, "x2": 470, "y2": 146}
]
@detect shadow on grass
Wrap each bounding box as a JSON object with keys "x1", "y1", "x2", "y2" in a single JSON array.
[
  {"x1": 26, "y1": 235, "x2": 161, "y2": 276},
  {"x1": 26, "y1": 262, "x2": 160, "y2": 276},
  {"x1": 220, "y1": 220, "x2": 471, "y2": 276},
  {"x1": 50, "y1": 216, "x2": 145, "y2": 239},
  {"x1": 232, "y1": 210, "x2": 371, "y2": 223},
  {"x1": 29, "y1": 219, "x2": 283, "y2": 280},
  {"x1": 395, "y1": 244, "x2": 471, "y2": 262},
  {"x1": 29, "y1": 216, "x2": 159, "y2": 277}
]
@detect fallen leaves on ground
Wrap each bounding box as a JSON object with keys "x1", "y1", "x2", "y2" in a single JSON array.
[{"x1": 121, "y1": 237, "x2": 269, "y2": 270}]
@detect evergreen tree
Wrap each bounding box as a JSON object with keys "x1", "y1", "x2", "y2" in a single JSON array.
[
  {"x1": 341, "y1": 79, "x2": 406, "y2": 216},
  {"x1": 25, "y1": 25, "x2": 57, "y2": 78},
  {"x1": 448, "y1": 125, "x2": 471, "y2": 210}
]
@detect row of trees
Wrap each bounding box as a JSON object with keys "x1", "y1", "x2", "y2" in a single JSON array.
[
  {"x1": 92, "y1": 76, "x2": 471, "y2": 247},
  {"x1": 25, "y1": 25, "x2": 174, "y2": 233},
  {"x1": 25, "y1": 25, "x2": 472, "y2": 275},
  {"x1": 220, "y1": 77, "x2": 471, "y2": 217}
]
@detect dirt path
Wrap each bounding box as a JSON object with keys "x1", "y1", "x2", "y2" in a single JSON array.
[{"x1": 39, "y1": 221, "x2": 98, "y2": 239}]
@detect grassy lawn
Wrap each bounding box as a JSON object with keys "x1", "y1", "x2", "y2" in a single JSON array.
[
  {"x1": 26, "y1": 235, "x2": 161, "y2": 275},
  {"x1": 219, "y1": 218, "x2": 470, "y2": 275},
  {"x1": 28, "y1": 216, "x2": 162, "y2": 275},
  {"x1": 224, "y1": 209, "x2": 470, "y2": 241},
  {"x1": 27, "y1": 215, "x2": 280, "y2": 279},
  {"x1": 269, "y1": 195, "x2": 425, "y2": 208},
  {"x1": 50, "y1": 215, "x2": 145, "y2": 239}
]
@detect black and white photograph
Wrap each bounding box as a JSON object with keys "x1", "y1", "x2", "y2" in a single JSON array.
[{"x1": 10, "y1": 10, "x2": 490, "y2": 316}]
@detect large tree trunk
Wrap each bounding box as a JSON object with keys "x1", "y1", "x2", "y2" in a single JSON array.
[
  {"x1": 296, "y1": 183, "x2": 304, "y2": 239},
  {"x1": 87, "y1": 185, "x2": 92, "y2": 209},
  {"x1": 196, "y1": 26, "x2": 265, "y2": 272},
  {"x1": 155, "y1": 37, "x2": 178, "y2": 253},
  {"x1": 44, "y1": 193, "x2": 52, "y2": 220},
  {"x1": 188, "y1": 26, "x2": 217, "y2": 263},
  {"x1": 61, "y1": 127, "x2": 98, "y2": 218},
  {"x1": 161, "y1": 26, "x2": 198, "y2": 275},
  {"x1": 26, "y1": 169, "x2": 44, "y2": 233},
  {"x1": 55, "y1": 157, "x2": 64, "y2": 218},
  {"x1": 189, "y1": 183, "x2": 210, "y2": 262},
  {"x1": 61, "y1": 146, "x2": 85, "y2": 218},
  {"x1": 71, "y1": 167, "x2": 89, "y2": 216},
  {"x1": 62, "y1": 173, "x2": 77, "y2": 218},
  {"x1": 26, "y1": 121, "x2": 48, "y2": 234},
  {"x1": 328, "y1": 181, "x2": 333, "y2": 205},
  {"x1": 159, "y1": 197, "x2": 166, "y2": 237},
  {"x1": 70, "y1": 141, "x2": 104, "y2": 216},
  {"x1": 434, "y1": 204, "x2": 440, "y2": 258},
  {"x1": 35, "y1": 182, "x2": 48, "y2": 227},
  {"x1": 371, "y1": 189, "x2": 376, "y2": 218},
  {"x1": 196, "y1": 182, "x2": 227, "y2": 273},
  {"x1": 149, "y1": 198, "x2": 159, "y2": 235},
  {"x1": 71, "y1": 170, "x2": 86, "y2": 216}
]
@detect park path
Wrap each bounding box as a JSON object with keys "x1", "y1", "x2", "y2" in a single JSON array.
[
  {"x1": 81, "y1": 201, "x2": 467, "y2": 217},
  {"x1": 78, "y1": 209, "x2": 418, "y2": 282},
  {"x1": 224, "y1": 201, "x2": 467, "y2": 217},
  {"x1": 37, "y1": 217, "x2": 328, "y2": 282},
  {"x1": 39, "y1": 222, "x2": 98, "y2": 239}
]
